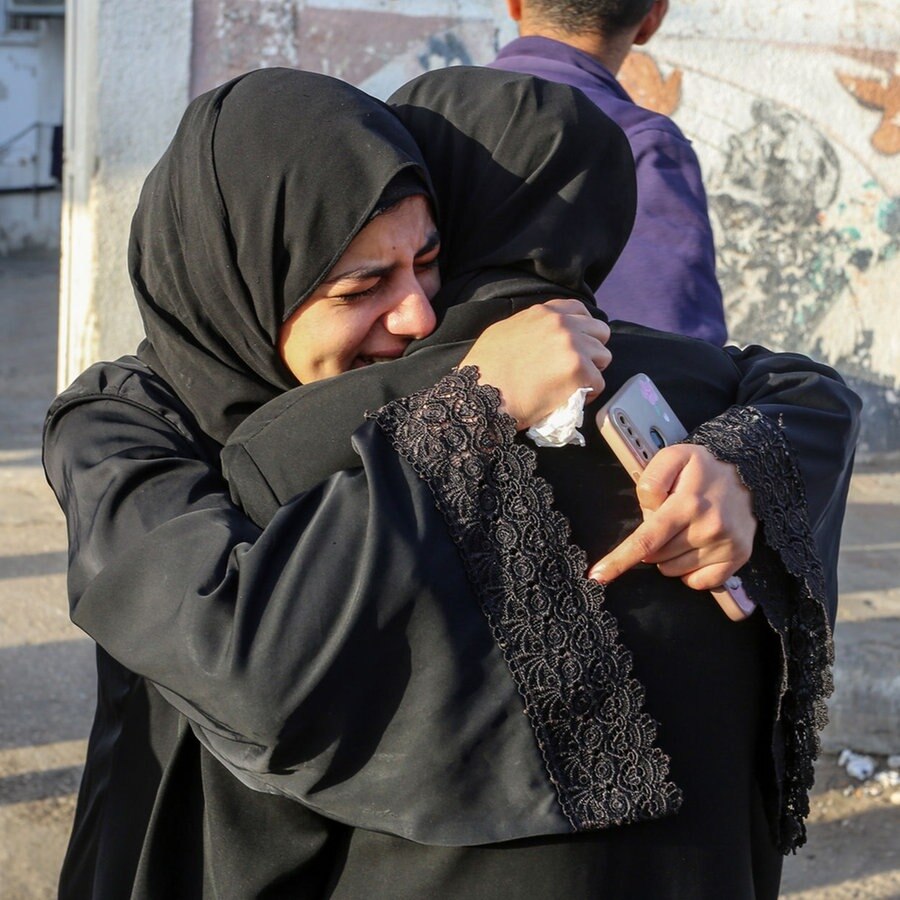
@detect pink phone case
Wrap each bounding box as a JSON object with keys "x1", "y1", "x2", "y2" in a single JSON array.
[{"x1": 595, "y1": 374, "x2": 756, "y2": 620}]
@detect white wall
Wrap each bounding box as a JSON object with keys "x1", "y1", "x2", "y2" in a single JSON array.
[
  {"x1": 0, "y1": 17, "x2": 64, "y2": 253},
  {"x1": 58, "y1": 0, "x2": 192, "y2": 387}
]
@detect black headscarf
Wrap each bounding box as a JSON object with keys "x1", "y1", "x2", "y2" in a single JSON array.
[
  {"x1": 130, "y1": 67, "x2": 432, "y2": 444},
  {"x1": 390, "y1": 66, "x2": 636, "y2": 316}
]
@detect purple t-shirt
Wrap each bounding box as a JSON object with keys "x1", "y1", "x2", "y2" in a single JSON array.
[{"x1": 491, "y1": 37, "x2": 726, "y2": 345}]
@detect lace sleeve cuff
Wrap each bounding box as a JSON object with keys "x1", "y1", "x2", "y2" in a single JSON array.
[
  {"x1": 686, "y1": 405, "x2": 834, "y2": 852},
  {"x1": 369, "y1": 367, "x2": 682, "y2": 832}
]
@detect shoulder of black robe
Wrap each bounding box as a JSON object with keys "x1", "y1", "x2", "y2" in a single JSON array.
[{"x1": 130, "y1": 66, "x2": 433, "y2": 445}]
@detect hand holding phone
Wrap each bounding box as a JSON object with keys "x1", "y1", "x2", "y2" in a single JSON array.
[{"x1": 593, "y1": 374, "x2": 756, "y2": 621}]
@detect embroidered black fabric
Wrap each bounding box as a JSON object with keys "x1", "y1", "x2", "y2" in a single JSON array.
[
  {"x1": 370, "y1": 367, "x2": 682, "y2": 831},
  {"x1": 686, "y1": 405, "x2": 834, "y2": 852}
]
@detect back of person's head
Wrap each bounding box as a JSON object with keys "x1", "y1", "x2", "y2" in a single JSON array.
[
  {"x1": 524, "y1": 0, "x2": 656, "y2": 36},
  {"x1": 388, "y1": 66, "x2": 636, "y2": 311}
]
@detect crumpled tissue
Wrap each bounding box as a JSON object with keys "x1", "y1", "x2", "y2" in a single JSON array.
[{"x1": 526, "y1": 387, "x2": 591, "y2": 448}]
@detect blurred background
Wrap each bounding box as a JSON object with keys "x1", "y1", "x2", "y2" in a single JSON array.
[{"x1": 1, "y1": 0, "x2": 897, "y2": 896}]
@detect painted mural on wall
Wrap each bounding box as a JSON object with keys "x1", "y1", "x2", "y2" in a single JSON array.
[
  {"x1": 191, "y1": 0, "x2": 898, "y2": 454},
  {"x1": 629, "y1": 34, "x2": 900, "y2": 455},
  {"x1": 191, "y1": 0, "x2": 507, "y2": 98},
  {"x1": 837, "y1": 52, "x2": 900, "y2": 156},
  {"x1": 618, "y1": 51, "x2": 681, "y2": 118}
]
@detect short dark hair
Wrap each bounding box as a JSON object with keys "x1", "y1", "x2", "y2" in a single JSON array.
[{"x1": 528, "y1": 0, "x2": 655, "y2": 35}]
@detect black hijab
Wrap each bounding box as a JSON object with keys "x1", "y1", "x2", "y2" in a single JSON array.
[
  {"x1": 130, "y1": 67, "x2": 432, "y2": 444},
  {"x1": 391, "y1": 66, "x2": 636, "y2": 317}
]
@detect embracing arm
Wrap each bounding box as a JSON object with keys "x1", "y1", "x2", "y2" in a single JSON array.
[
  {"x1": 587, "y1": 340, "x2": 860, "y2": 850},
  {"x1": 223, "y1": 341, "x2": 470, "y2": 524},
  {"x1": 725, "y1": 344, "x2": 861, "y2": 621},
  {"x1": 42, "y1": 361, "x2": 564, "y2": 844},
  {"x1": 591, "y1": 337, "x2": 860, "y2": 623},
  {"x1": 225, "y1": 298, "x2": 612, "y2": 524},
  {"x1": 53, "y1": 302, "x2": 612, "y2": 760},
  {"x1": 45, "y1": 355, "x2": 676, "y2": 844}
]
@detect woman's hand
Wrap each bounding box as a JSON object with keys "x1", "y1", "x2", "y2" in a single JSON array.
[
  {"x1": 459, "y1": 299, "x2": 611, "y2": 430},
  {"x1": 588, "y1": 445, "x2": 757, "y2": 617}
]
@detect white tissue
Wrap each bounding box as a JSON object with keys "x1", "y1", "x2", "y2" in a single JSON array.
[{"x1": 526, "y1": 387, "x2": 591, "y2": 448}]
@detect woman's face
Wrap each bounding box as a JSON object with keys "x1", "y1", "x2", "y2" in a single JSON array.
[{"x1": 278, "y1": 195, "x2": 441, "y2": 383}]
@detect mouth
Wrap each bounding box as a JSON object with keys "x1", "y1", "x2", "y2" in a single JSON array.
[{"x1": 354, "y1": 352, "x2": 405, "y2": 368}]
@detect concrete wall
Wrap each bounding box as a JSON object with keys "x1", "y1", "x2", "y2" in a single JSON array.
[
  {"x1": 58, "y1": 0, "x2": 192, "y2": 387},
  {"x1": 60, "y1": 0, "x2": 899, "y2": 456},
  {"x1": 0, "y1": 17, "x2": 64, "y2": 253},
  {"x1": 190, "y1": 0, "x2": 514, "y2": 99}
]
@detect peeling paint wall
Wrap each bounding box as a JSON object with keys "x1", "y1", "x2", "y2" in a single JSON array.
[
  {"x1": 632, "y1": 5, "x2": 900, "y2": 458},
  {"x1": 63, "y1": 0, "x2": 898, "y2": 455},
  {"x1": 190, "y1": 0, "x2": 514, "y2": 98}
]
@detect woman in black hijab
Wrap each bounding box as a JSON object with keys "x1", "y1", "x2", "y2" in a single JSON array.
[
  {"x1": 219, "y1": 67, "x2": 859, "y2": 895},
  {"x1": 43, "y1": 66, "x2": 858, "y2": 898},
  {"x1": 43, "y1": 66, "x2": 622, "y2": 897}
]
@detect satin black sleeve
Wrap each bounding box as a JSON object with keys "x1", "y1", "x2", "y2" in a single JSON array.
[
  {"x1": 228, "y1": 364, "x2": 687, "y2": 835},
  {"x1": 684, "y1": 352, "x2": 860, "y2": 852},
  {"x1": 369, "y1": 367, "x2": 683, "y2": 834},
  {"x1": 222, "y1": 342, "x2": 470, "y2": 526},
  {"x1": 725, "y1": 343, "x2": 862, "y2": 624},
  {"x1": 42, "y1": 367, "x2": 572, "y2": 846}
]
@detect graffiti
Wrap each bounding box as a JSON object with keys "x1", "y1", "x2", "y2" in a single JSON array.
[
  {"x1": 837, "y1": 68, "x2": 900, "y2": 155},
  {"x1": 192, "y1": 1, "x2": 493, "y2": 100},
  {"x1": 618, "y1": 51, "x2": 681, "y2": 117},
  {"x1": 707, "y1": 100, "x2": 900, "y2": 452},
  {"x1": 418, "y1": 32, "x2": 472, "y2": 71},
  {"x1": 709, "y1": 100, "x2": 900, "y2": 342},
  {"x1": 709, "y1": 102, "x2": 842, "y2": 343}
]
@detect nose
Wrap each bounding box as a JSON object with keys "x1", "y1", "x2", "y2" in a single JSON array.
[{"x1": 383, "y1": 277, "x2": 437, "y2": 340}]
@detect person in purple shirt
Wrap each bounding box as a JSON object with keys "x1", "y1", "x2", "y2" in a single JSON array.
[{"x1": 492, "y1": 0, "x2": 727, "y2": 345}]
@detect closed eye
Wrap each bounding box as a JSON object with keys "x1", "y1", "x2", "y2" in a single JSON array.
[
  {"x1": 415, "y1": 251, "x2": 440, "y2": 273},
  {"x1": 335, "y1": 282, "x2": 380, "y2": 303}
]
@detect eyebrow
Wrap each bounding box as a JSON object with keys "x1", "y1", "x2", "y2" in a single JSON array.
[{"x1": 324, "y1": 230, "x2": 441, "y2": 284}]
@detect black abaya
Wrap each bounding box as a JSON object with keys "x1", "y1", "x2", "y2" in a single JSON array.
[
  {"x1": 222, "y1": 67, "x2": 857, "y2": 853},
  {"x1": 45, "y1": 354, "x2": 783, "y2": 897}
]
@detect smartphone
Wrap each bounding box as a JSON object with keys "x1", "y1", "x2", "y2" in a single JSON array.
[
  {"x1": 596, "y1": 373, "x2": 688, "y2": 483},
  {"x1": 595, "y1": 374, "x2": 756, "y2": 621}
]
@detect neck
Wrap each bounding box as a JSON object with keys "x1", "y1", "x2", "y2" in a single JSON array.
[{"x1": 517, "y1": 21, "x2": 634, "y2": 75}]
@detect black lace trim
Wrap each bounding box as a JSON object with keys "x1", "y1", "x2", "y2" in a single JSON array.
[
  {"x1": 370, "y1": 367, "x2": 682, "y2": 831},
  {"x1": 687, "y1": 406, "x2": 833, "y2": 853}
]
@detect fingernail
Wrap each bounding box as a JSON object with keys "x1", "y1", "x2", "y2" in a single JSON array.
[{"x1": 589, "y1": 565, "x2": 607, "y2": 584}]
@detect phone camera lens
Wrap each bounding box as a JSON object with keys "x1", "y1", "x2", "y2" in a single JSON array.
[{"x1": 649, "y1": 427, "x2": 666, "y2": 451}]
